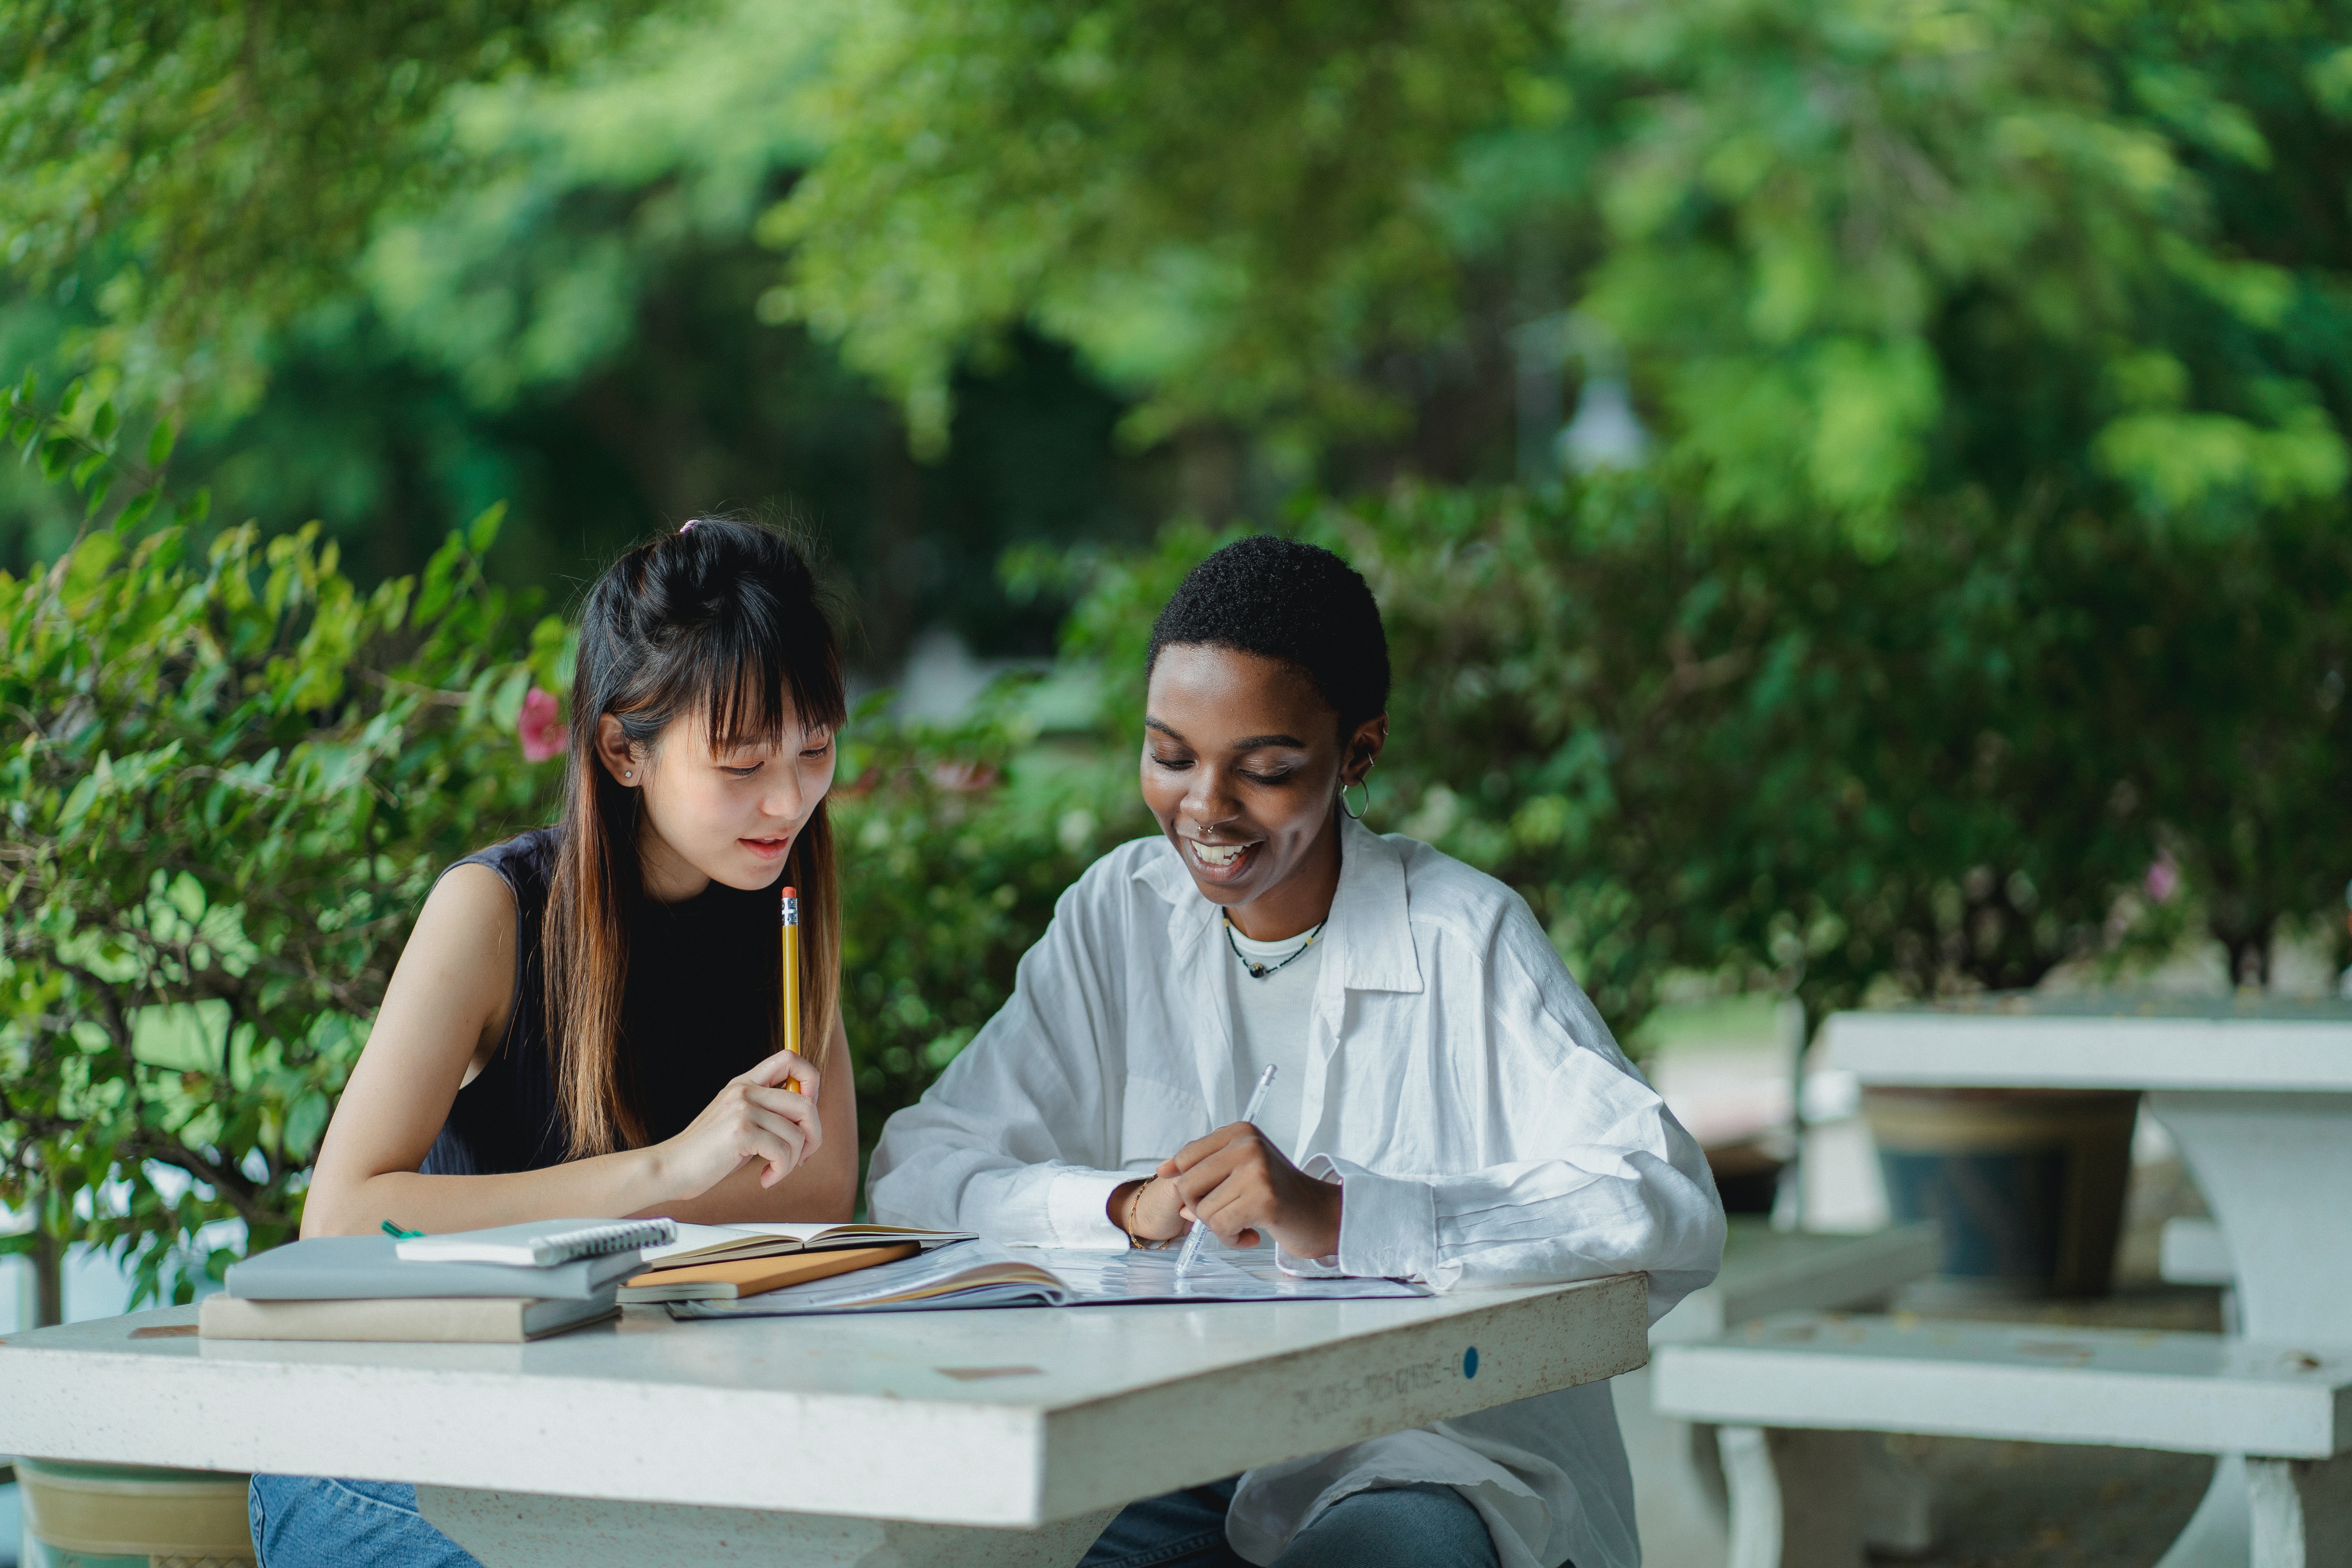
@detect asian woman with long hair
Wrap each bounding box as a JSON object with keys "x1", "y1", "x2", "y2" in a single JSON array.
[{"x1": 251, "y1": 517, "x2": 854, "y2": 1567}]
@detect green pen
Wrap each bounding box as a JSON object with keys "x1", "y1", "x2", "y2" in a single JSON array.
[{"x1": 380, "y1": 1220, "x2": 423, "y2": 1240}]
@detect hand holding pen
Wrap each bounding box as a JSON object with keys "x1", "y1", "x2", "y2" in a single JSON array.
[
  {"x1": 1173, "y1": 1065, "x2": 1276, "y2": 1274},
  {"x1": 1158, "y1": 1064, "x2": 1344, "y2": 1270}
]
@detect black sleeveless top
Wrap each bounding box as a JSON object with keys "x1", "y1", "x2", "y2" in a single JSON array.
[{"x1": 420, "y1": 828, "x2": 783, "y2": 1174}]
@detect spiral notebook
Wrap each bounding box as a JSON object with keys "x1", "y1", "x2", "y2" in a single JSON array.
[{"x1": 393, "y1": 1218, "x2": 678, "y2": 1267}]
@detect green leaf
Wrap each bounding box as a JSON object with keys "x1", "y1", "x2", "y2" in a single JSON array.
[
  {"x1": 92, "y1": 401, "x2": 118, "y2": 443},
  {"x1": 60, "y1": 530, "x2": 123, "y2": 602},
  {"x1": 115, "y1": 489, "x2": 160, "y2": 532},
  {"x1": 466, "y1": 501, "x2": 507, "y2": 554},
  {"x1": 146, "y1": 418, "x2": 177, "y2": 468}
]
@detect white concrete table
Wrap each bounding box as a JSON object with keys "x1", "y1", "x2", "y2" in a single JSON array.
[
  {"x1": 1826, "y1": 993, "x2": 2352, "y2": 1568},
  {"x1": 0, "y1": 1273, "x2": 1648, "y2": 1567}
]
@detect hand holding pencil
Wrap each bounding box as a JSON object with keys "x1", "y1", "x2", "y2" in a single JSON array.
[
  {"x1": 654, "y1": 1040, "x2": 823, "y2": 1196},
  {"x1": 633, "y1": 881, "x2": 819, "y2": 1197}
]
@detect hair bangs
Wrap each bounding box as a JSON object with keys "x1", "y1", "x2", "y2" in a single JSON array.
[{"x1": 693, "y1": 592, "x2": 847, "y2": 759}]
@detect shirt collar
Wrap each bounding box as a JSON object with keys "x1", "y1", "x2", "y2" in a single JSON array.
[{"x1": 1132, "y1": 815, "x2": 1423, "y2": 995}]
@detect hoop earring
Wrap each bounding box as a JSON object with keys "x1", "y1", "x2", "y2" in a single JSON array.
[{"x1": 1341, "y1": 775, "x2": 1372, "y2": 820}]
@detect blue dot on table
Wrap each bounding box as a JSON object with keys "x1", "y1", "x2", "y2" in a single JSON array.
[{"x1": 1463, "y1": 1347, "x2": 1479, "y2": 1378}]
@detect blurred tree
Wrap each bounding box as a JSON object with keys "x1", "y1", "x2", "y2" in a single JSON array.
[
  {"x1": 0, "y1": 0, "x2": 1172, "y2": 664},
  {"x1": 769, "y1": 0, "x2": 1552, "y2": 460},
  {"x1": 773, "y1": 0, "x2": 2352, "y2": 541},
  {"x1": 0, "y1": 0, "x2": 662, "y2": 407}
]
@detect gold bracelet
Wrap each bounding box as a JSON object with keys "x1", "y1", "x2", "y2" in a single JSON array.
[{"x1": 1124, "y1": 1176, "x2": 1152, "y2": 1248}]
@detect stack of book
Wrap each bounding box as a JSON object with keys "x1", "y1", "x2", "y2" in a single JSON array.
[{"x1": 200, "y1": 1219, "x2": 672, "y2": 1343}]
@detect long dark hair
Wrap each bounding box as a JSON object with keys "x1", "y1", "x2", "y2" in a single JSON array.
[{"x1": 547, "y1": 518, "x2": 847, "y2": 1159}]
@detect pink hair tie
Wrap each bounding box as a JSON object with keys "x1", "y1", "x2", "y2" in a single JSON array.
[{"x1": 679, "y1": 519, "x2": 698, "y2": 532}]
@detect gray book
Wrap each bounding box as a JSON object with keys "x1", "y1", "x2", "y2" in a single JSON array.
[
  {"x1": 226, "y1": 1235, "x2": 644, "y2": 1301},
  {"x1": 201, "y1": 1290, "x2": 618, "y2": 1342}
]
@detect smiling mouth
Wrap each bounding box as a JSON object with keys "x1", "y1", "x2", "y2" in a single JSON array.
[{"x1": 1187, "y1": 838, "x2": 1259, "y2": 874}]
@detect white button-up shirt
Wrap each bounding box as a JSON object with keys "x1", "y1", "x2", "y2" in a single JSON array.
[{"x1": 869, "y1": 818, "x2": 1724, "y2": 1568}]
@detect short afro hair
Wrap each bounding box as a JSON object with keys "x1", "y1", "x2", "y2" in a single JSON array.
[{"x1": 1146, "y1": 536, "x2": 1390, "y2": 732}]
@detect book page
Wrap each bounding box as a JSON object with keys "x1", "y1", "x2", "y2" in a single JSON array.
[{"x1": 1025, "y1": 1247, "x2": 1429, "y2": 1303}]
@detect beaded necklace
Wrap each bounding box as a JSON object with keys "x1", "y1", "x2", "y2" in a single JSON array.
[{"x1": 1223, "y1": 911, "x2": 1327, "y2": 980}]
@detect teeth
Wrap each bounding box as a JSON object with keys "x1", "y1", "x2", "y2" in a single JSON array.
[{"x1": 1192, "y1": 842, "x2": 1248, "y2": 868}]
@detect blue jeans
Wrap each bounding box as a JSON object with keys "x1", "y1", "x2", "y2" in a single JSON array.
[
  {"x1": 246, "y1": 1472, "x2": 1503, "y2": 1568},
  {"x1": 248, "y1": 1475, "x2": 481, "y2": 1568},
  {"x1": 1079, "y1": 1477, "x2": 1503, "y2": 1568}
]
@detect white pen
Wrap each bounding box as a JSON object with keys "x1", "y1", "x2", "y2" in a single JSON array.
[{"x1": 1174, "y1": 1063, "x2": 1279, "y2": 1277}]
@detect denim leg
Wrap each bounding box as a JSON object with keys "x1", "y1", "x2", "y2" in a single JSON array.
[
  {"x1": 1079, "y1": 1477, "x2": 1247, "y2": 1568},
  {"x1": 247, "y1": 1474, "x2": 484, "y2": 1568},
  {"x1": 1268, "y1": 1483, "x2": 1501, "y2": 1568}
]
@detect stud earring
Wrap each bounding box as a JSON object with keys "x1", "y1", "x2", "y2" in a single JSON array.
[{"x1": 624, "y1": 771, "x2": 635, "y2": 780}]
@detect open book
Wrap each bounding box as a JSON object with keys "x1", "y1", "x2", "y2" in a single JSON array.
[
  {"x1": 637, "y1": 1221, "x2": 971, "y2": 1272},
  {"x1": 667, "y1": 1240, "x2": 1429, "y2": 1318}
]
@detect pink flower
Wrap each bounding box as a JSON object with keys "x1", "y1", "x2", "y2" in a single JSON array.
[
  {"x1": 518, "y1": 687, "x2": 569, "y2": 762},
  {"x1": 2144, "y1": 852, "x2": 2180, "y2": 904}
]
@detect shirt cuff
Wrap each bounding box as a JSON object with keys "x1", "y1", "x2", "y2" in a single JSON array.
[
  {"x1": 1046, "y1": 1166, "x2": 1135, "y2": 1250},
  {"x1": 1303, "y1": 1156, "x2": 1438, "y2": 1281},
  {"x1": 1274, "y1": 1243, "x2": 1344, "y2": 1277}
]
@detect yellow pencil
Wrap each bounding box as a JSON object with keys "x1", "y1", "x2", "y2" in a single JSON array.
[{"x1": 780, "y1": 885, "x2": 804, "y2": 1094}]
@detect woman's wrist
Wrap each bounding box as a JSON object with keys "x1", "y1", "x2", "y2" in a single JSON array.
[
  {"x1": 1109, "y1": 1176, "x2": 1183, "y2": 1245},
  {"x1": 1109, "y1": 1178, "x2": 1145, "y2": 1244},
  {"x1": 1293, "y1": 1178, "x2": 1344, "y2": 1260},
  {"x1": 622, "y1": 1141, "x2": 686, "y2": 1209}
]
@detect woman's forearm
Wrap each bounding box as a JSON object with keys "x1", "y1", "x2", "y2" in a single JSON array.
[{"x1": 303, "y1": 1146, "x2": 670, "y2": 1238}]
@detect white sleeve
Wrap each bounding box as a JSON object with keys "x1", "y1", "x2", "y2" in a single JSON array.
[
  {"x1": 1310, "y1": 915, "x2": 1724, "y2": 1316},
  {"x1": 866, "y1": 866, "x2": 1138, "y2": 1250}
]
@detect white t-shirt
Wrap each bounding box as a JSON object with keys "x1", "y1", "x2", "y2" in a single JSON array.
[{"x1": 1223, "y1": 919, "x2": 1323, "y2": 1156}]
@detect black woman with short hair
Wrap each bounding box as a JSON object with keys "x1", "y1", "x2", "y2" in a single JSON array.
[{"x1": 871, "y1": 535, "x2": 1724, "y2": 1568}]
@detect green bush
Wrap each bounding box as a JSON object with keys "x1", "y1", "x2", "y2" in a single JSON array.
[
  {"x1": 0, "y1": 505, "x2": 552, "y2": 1311},
  {"x1": 1325, "y1": 483, "x2": 2349, "y2": 1025}
]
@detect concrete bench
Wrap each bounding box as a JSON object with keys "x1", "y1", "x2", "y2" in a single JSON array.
[
  {"x1": 1652, "y1": 1220, "x2": 1941, "y2": 1345},
  {"x1": 1638, "y1": 1222, "x2": 1941, "y2": 1560},
  {"x1": 1653, "y1": 1312, "x2": 2352, "y2": 1568}
]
